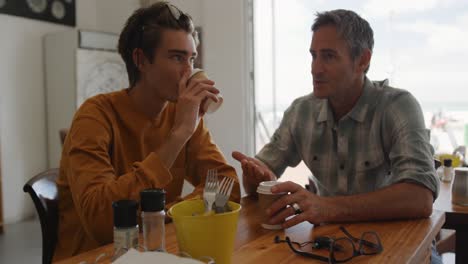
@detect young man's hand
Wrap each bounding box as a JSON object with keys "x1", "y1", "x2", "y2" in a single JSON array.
[
  {"x1": 232, "y1": 151, "x2": 277, "y2": 195},
  {"x1": 173, "y1": 69, "x2": 219, "y2": 139}
]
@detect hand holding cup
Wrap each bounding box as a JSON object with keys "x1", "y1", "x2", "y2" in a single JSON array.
[{"x1": 188, "y1": 69, "x2": 223, "y2": 115}]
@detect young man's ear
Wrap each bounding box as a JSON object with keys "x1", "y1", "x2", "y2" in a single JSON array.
[{"x1": 132, "y1": 48, "x2": 146, "y2": 71}]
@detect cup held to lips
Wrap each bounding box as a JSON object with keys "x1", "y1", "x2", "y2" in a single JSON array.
[
  {"x1": 257, "y1": 181, "x2": 286, "y2": 230},
  {"x1": 188, "y1": 68, "x2": 223, "y2": 114}
]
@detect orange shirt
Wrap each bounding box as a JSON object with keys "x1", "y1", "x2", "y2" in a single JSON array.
[{"x1": 54, "y1": 89, "x2": 240, "y2": 261}]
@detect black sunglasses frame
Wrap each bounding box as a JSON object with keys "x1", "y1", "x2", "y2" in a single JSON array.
[
  {"x1": 275, "y1": 226, "x2": 383, "y2": 264},
  {"x1": 339, "y1": 226, "x2": 383, "y2": 255}
]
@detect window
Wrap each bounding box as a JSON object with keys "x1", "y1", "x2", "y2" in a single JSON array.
[{"x1": 254, "y1": 0, "x2": 468, "y2": 184}]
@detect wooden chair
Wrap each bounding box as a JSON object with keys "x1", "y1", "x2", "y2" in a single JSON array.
[
  {"x1": 23, "y1": 168, "x2": 59, "y2": 264},
  {"x1": 437, "y1": 229, "x2": 455, "y2": 254},
  {"x1": 59, "y1": 129, "x2": 68, "y2": 146}
]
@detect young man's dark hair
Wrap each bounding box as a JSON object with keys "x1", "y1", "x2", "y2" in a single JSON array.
[{"x1": 118, "y1": 1, "x2": 199, "y2": 87}]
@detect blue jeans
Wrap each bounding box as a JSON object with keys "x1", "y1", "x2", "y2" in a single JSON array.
[{"x1": 431, "y1": 244, "x2": 443, "y2": 264}]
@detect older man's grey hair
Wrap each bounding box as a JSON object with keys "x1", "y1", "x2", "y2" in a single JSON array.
[{"x1": 311, "y1": 9, "x2": 374, "y2": 73}]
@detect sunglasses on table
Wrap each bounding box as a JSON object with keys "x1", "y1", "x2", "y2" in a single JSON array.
[{"x1": 274, "y1": 226, "x2": 383, "y2": 264}]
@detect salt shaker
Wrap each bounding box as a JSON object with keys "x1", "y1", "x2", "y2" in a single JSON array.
[
  {"x1": 140, "y1": 188, "x2": 166, "y2": 251},
  {"x1": 442, "y1": 159, "x2": 454, "y2": 182},
  {"x1": 112, "y1": 200, "x2": 139, "y2": 258}
]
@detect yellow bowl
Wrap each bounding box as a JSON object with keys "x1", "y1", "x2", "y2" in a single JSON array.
[{"x1": 168, "y1": 199, "x2": 241, "y2": 264}]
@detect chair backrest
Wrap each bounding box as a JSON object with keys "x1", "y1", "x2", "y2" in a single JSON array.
[
  {"x1": 59, "y1": 128, "x2": 68, "y2": 146},
  {"x1": 23, "y1": 168, "x2": 59, "y2": 264}
]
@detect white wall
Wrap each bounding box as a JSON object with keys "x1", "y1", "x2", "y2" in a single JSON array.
[
  {"x1": 76, "y1": 0, "x2": 98, "y2": 31},
  {"x1": 95, "y1": 0, "x2": 141, "y2": 34},
  {"x1": 0, "y1": 0, "x2": 141, "y2": 224}
]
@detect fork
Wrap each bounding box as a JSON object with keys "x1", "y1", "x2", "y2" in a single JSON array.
[
  {"x1": 214, "y1": 177, "x2": 235, "y2": 213},
  {"x1": 203, "y1": 169, "x2": 218, "y2": 213}
]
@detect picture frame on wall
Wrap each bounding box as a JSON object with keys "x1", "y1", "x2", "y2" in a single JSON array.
[
  {"x1": 194, "y1": 26, "x2": 203, "y2": 69},
  {"x1": 0, "y1": 0, "x2": 76, "y2": 26}
]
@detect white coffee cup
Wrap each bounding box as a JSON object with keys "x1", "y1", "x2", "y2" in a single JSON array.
[
  {"x1": 189, "y1": 68, "x2": 223, "y2": 114},
  {"x1": 257, "y1": 181, "x2": 286, "y2": 230}
]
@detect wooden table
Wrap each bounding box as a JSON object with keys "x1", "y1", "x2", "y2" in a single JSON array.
[
  {"x1": 57, "y1": 196, "x2": 444, "y2": 264},
  {"x1": 433, "y1": 181, "x2": 468, "y2": 264}
]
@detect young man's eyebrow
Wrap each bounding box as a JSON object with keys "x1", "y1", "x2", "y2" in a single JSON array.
[{"x1": 168, "y1": 49, "x2": 197, "y2": 57}]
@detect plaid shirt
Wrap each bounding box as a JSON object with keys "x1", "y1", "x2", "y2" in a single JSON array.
[{"x1": 256, "y1": 78, "x2": 439, "y2": 198}]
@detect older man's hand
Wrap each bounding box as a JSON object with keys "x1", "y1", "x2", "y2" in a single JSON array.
[
  {"x1": 232, "y1": 151, "x2": 277, "y2": 195},
  {"x1": 267, "y1": 181, "x2": 331, "y2": 228}
]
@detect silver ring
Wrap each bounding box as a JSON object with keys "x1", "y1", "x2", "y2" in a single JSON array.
[{"x1": 292, "y1": 203, "x2": 302, "y2": 215}]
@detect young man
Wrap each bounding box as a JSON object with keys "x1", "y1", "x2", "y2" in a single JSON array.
[
  {"x1": 234, "y1": 9, "x2": 438, "y2": 227},
  {"x1": 55, "y1": 2, "x2": 240, "y2": 260}
]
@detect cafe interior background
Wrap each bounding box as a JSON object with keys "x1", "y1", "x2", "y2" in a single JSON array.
[{"x1": 0, "y1": 0, "x2": 467, "y2": 262}]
